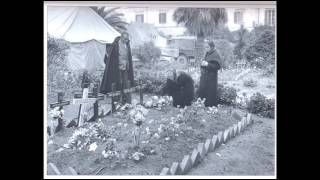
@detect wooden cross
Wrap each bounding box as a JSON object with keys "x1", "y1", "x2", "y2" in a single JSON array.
[
  {"x1": 106, "y1": 80, "x2": 145, "y2": 113},
  {"x1": 73, "y1": 87, "x2": 105, "y2": 127},
  {"x1": 49, "y1": 92, "x2": 70, "y2": 135},
  {"x1": 73, "y1": 82, "x2": 105, "y2": 122}
]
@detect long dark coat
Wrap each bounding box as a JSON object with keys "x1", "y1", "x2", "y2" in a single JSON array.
[
  {"x1": 100, "y1": 37, "x2": 134, "y2": 94},
  {"x1": 198, "y1": 49, "x2": 221, "y2": 107}
]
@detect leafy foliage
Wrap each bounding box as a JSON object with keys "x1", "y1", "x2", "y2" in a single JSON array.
[
  {"x1": 243, "y1": 26, "x2": 275, "y2": 68},
  {"x1": 214, "y1": 39, "x2": 236, "y2": 69},
  {"x1": 217, "y1": 84, "x2": 238, "y2": 105},
  {"x1": 246, "y1": 92, "x2": 275, "y2": 118},
  {"x1": 243, "y1": 79, "x2": 258, "y2": 88},
  {"x1": 173, "y1": 8, "x2": 227, "y2": 38},
  {"x1": 131, "y1": 42, "x2": 161, "y2": 64},
  {"x1": 91, "y1": 7, "x2": 129, "y2": 33}
]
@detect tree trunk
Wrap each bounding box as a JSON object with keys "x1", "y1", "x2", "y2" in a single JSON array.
[{"x1": 195, "y1": 36, "x2": 205, "y2": 66}]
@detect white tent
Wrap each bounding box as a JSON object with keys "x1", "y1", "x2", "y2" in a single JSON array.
[{"x1": 47, "y1": 6, "x2": 120, "y2": 72}]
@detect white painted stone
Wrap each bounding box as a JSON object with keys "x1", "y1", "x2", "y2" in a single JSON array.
[
  {"x1": 170, "y1": 162, "x2": 182, "y2": 175},
  {"x1": 160, "y1": 167, "x2": 170, "y2": 175},
  {"x1": 204, "y1": 138, "x2": 213, "y2": 154},
  {"x1": 191, "y1": 149, "x2": 201, "y2": 166},
  {"x1": 233, "y1": 124, "x2": 238, "y2": 136},
  {"x1": 237, "y1": 122, "x2": 242, "y2": 134},
  {"x1": 229, "y1": 126, "x2": 235, "y2": 138},
  {"x1": 217, "y1": 131, "x2": 224, "y2": 145},
  {"x1": 241, "y1": 117, "x2": 247, "y2": 128},
  {"x1": 180, "y1": 155, "x2": 192, "y2": 174},
  {"x1": 212, "y1": 135, "x2": 219, "y2": 150},
  {"x1": 223, "y1": 129, "x2": 230, "y2": 143},
  {"x1": 197, "y1": 143, "x2": 206, "y2": 159},
  {"x1": 66, "y1": 167, "x2": 78, "y2": 175},
  {"x1": 48, "y1": 163, "x2": 61, "y2": 175},
  {"x1": 247, "y1": 113, "x2": 253, "y2": 125}
]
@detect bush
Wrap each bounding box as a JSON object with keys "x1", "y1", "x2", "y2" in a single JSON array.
[
  {"x1": 217, "y1": 84, "x2": 238, "y2": 105},
  {"x1": 243, "y1": 26, "x2": 275, "y2": 69},
  {"x1": 246, "y1": 92, "x2": 275, "y2": 118},
  {"x1": 233, "y1": 25, "x2": 249, "y2": 60},
  {"x1": 139, "y1": 75, "x2": 166, "y2": 95},
  {"x1": 214, "y1": 39, "x2": 236, "y2": 69},
  {"x1": 243, "y1": 79, "x2": 258, "y2": 88},
  {"x1": 131, "y1": 42, "x2": 161, "y2": 64}
]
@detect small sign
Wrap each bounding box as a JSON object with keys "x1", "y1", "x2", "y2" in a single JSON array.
[
  {"x1": 73, "y1": 98, "x2": 98, "y2": 105},
  {"x1": 107, "y1": 91, "x2": 121, "y2": 97},
  {"x1": 50, "y1": 101, "x2": 70, "y2": 108}
]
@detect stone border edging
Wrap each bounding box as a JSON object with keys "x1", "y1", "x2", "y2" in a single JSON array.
[{"x1": 159, "y1": 113, "x2": 254, "y2": 175}]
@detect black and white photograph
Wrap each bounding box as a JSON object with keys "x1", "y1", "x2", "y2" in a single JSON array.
[{"x1": 44, "y1": 1, "x2": 276, "y2": 178}]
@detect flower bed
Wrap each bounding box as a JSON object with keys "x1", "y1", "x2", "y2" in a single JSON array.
[{"x1": 47, "y1": 94, "x2": 244, "y2": 175}]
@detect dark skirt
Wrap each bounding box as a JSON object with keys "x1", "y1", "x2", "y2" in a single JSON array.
[{"x1": 198, "y1": 69, "x2": 218, "y2": 107}]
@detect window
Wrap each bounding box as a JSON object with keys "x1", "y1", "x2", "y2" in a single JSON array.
[
  {"x1": 234, "y1": 9, "x2": 244, "y2": 24},
  {"x1": 159, "y1": 12, "x2": 166, "y2": 24},
  {"x1": 135, "y1": 14, "x2": 144, "y2": 23},
  {"x1": 265, "y1": 9, "x2": 275, "y2": 26}
]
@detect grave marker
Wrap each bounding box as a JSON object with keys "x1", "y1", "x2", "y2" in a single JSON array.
[{"x1": 49, "y1": 92, "x2": 70, "y2": 134}]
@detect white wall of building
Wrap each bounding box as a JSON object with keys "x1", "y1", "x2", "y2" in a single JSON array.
[{"x1": 112, "y1": 6, "x2": 275, "y2": 35}]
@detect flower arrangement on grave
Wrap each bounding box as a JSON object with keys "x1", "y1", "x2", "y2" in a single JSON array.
[
  {"x1": 235, "y1": 92, "x2": 249, "y2": 108},
  {"x1": 127, "y1": 105, "x2": 149, "y2": 147},
  {"x1": 144, "y1": 95, "x2": 173, "y2": 109},
  {"x1": 131, "y1": 152, "x2": 145, "y2": 162},
  {"x1": 63, "y1": 119, "x2": 110, "y2": 151},
  {"x1": 102, "y1": 138, "x2": 120, "y2": 159},
  {"x1": 49, "y1": 107, "x2": 64, "y2": 119}
]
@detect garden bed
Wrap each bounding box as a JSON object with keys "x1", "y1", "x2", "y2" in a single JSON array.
[{"x1": 47, "y1": 93, "x2": 246, "y2": 175}]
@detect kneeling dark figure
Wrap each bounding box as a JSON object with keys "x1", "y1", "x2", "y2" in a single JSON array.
[{"x1": 163, "y1": 72, "x2": 194, "y2": 108}]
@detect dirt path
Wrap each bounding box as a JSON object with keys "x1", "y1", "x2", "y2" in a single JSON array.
[{"x1": 188, "y1": 115, "x2": 275, "y2": 176}]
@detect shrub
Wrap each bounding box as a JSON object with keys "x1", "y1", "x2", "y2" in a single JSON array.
[
  {"x1": 233, "y1": 25, "x2": 249, "y2": 60},
  {"x1": 139, "y1": 76, "x2": 166, "y2": 95},
  {"x1": 243, "y1": 26, "x2": 275, "y2": 68},
  {"x1": 243, "y1": 79, "x2": 258, "y2": 88},
  {"x1": 217, "y1": 84, "x2": 238, "y2": 105},
  {"x1": 246, "y1": 92, "x2": 275, "y2": 118},
  {"x1": 214, "y1": 39, "x2": 236, "y2": 69},
  {"x1": 131, "y1": 42, "x2": 161, "y2": 64}
]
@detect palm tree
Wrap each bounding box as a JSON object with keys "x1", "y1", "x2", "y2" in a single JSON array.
[
  {"x1": 91, "y1": 7, "x2": 129, "y2": 33},
  {"x1": 173, "y1": 8, "x2": 227, "y2": 64}
]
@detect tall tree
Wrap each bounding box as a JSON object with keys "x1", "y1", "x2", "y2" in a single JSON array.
[
  {"x1": 91, "y1": 7, "x2": 129, "y2": 33},
  {"x1": 173, "y1": 8, "x2": 227, "y2": 63}
]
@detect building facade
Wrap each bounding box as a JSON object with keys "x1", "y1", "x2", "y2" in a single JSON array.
[{"x1": 115, "y1": 6, "x2": 275, "y2": 35}]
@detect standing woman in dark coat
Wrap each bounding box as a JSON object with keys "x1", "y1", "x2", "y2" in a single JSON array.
[{"x1": 198, "y1": 41, "x2": 222, "y2": 107}]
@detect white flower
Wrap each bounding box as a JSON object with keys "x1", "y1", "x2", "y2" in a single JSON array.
[
  {"x1": 165, "y1": 137, "x2": 170, "y2": 141},
  {"x1": 153, "y1": 133, "x2": 160, "y2": 139},
  {"x1": 123, "y1": 123, "x2": 128, "y2": 128},
  {"x1": 145, "y1": 100, "x2": 153, "y2": 108},
  {"x1": 117, "y1": 122, "x2": 123, "y2": 127},
  {"x1": 55, "y1": 148, "x2": 64, "y2": 152},
  {"x1": 89, "y1": 142, "x2": 98, "y2": 152}
]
